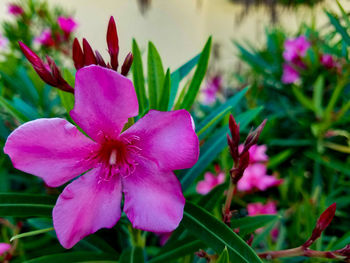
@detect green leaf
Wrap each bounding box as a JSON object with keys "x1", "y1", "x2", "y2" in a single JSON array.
[
  {"x1": 0, "y1": 193, "x2": 55, "y2": 217},
  {"x1": 180, "y1": 107, "x2": 262, "y2": 190},
  {"x1": 168, "y1": 54, "x2": 200, "y2": 110},
  {"x1": 148, "y1": 42, "x2": 165, "y2": 110},
  {"x1": 217, "y1": 247, "x2": 230, "y2": 263},
  {"x1": 10, "y1": 227, "x2": 54, "y2": 241},
  {"x1": 197, "y1": 184, "x2": 226, "y2": 211},
  {"x1": 182, "y1": 202, "x2": 262, "y2": 263},
  {"x1": 231, "y1": 215, "x2": 278, "y2": 236},
  {"x1": 179, "y1": 37, "x2": 212, "y2": 110},
  {"x1": 158, "y1": 68, "x2": 171, "y2": 111},
  {"x1": 23, "y1": 252, "x2": 118, "y2": 263},
  {"x1": 292, "y1": 86, "x2": 314, "y2": 112},
  {"x1": 305, "y1": 151, "x2": 350, "y2": 176},
  {"x1": 120, "y1": 247, "x2": 145, "y2": 263},
  {"x1": 0, "y1": 97, "x2": 29, "y2": 123},
  {"x1": 149, "y1": 237, "x2": 203, "y2": 263},
  {"x1": 132, "y1": 39, "x2": 147, "y2": 115},
  {"x1": 312, "y1": 76, "x2": 324, "y2": 118},
  {"x1": 58, "y1": 90, "x2": 75, "y2": 113},
  {"x1": 326, "y1": 11, "x2": 350, "y2": 46}
]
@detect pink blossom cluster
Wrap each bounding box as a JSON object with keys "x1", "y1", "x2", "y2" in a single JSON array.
[
  {"x1": 196, "y1": 165, "x2": 225, "y2": 195},
  {"x1": 237, "y1": 145, "x2": 282, "y2": 192},
  {"x1": 201, "y1": 75, "x2": 223, "y2": 105}
]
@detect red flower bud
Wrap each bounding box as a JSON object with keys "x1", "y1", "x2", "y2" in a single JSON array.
[
  {"x1": 242, "y1": 119, "x2": 267, "y2": 154},
  {"x1": 107, "y1": 16, "x2": 119, "y2": 70},
  {"x1": 72, "y1": 38, "x2": 84, "y2": 70},
  {"x1": 121, "y1": 52, "x2": 133, "y2": 76},
  {"x1": 303, "y1": 203, "x2": 337, "y2": 248},
  {"x1": 95, "y1": 50, "x2": 107, "y2": 67},
  {"x1": 82, "y1": 38, "x2": 97, "y2": 66}
]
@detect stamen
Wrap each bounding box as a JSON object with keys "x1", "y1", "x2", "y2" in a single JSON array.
[{"x1": 109, "y1": 149, "x2": 117, "y2": 165}]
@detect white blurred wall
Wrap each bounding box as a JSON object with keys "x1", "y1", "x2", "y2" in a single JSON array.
[{"x1": 0, "y1": 0, "x2": 349, "y2": 70}]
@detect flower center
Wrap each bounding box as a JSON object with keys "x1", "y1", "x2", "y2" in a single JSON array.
[{"x1": 94, "y1": 135, "x2": 141, "y2": 182}]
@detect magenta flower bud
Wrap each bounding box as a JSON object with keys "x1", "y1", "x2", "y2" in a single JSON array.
[
  {"x1": 57, "y1": 16, "x2": 78, "y2": 34},
  {"x1": 303, "y1": 203, "x2": 337, "y2": 248},
  {"x1": 72, "y1": 38, "x2": 84, "y2": 70},
  {"x1": 95, "y1": 50, "x2": 107, "y2": 67},
  {"x1": 8, "y1": 4, "x2": 24, "y2": 16},
  {"x1": 121, "y1": 52, "x2": 133, "y2": 76},
  {"x1": 107, "y1": 16, "x2": 119, "y2": 70},
  {"x1": 82, "y1": 38, "x2": 97, "y2": 66}
]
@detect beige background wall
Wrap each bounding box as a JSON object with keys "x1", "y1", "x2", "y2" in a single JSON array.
[{"x1": 0, "y1": 0, "x2": 349, "y2": 70}]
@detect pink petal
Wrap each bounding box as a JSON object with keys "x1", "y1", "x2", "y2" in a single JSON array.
[
  {"x1": 0, "y1": 243, "x2": 11, "y2": 255},
  {"x1": 53, "y1": 168, "x2": 122, "y2": 249},
  {"x1": 122, "y1": 158, "x2": 185, "y2": 232},
  {"x1": 122, "y1": 109, "x2": 199, "y2": 171},
  {"x1": 4, "y1": 118, "x2": 97, "y2": 187},
  {"x1": 71, "y1": 65, "x2": 138, "y2": 142},
  {"x1": 282, "y1": 64, "x2": 300, "y2": 84}
]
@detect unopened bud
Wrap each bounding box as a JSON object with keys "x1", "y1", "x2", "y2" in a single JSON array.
[
  {"x1": 82, "y1": 38, "x2": 97, "y2": 66},
  {"x1": 121, "y1": 52, "x2": 133, "y2": 76},
  {"x1": 95, "y1": 50, "x2": 107, "y2": 67},
  {"x1": 107, "y1": 16, "x2": 119, "y2": 70},
  {"x1": 72, "y1": 38, "x2": 84, "y2": 70}
]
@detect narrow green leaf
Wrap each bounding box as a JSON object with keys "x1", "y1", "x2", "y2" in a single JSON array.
[
  {"x1": 197, "y1": 184, "x2": 226, "y2": 211},
  {"x1": 231, "y1": 215, "x2": 278, "y2": 236},
  {"x1": 148, "y1": 42, "x2": 164, "y2": 109},
  {"x1": 10, "y1": 227, "x2": 54, "y2": 242},
  {"x1": 197, "y1": 106, "x2": 230, "y2": 139},
  {"x1": 336, "y1": 0, "x2": 350, "y2": 28},
  {"x1": 0, "y1": 193, "x2": 55, "y2": 217},
  {"x1": 120, "y1": 247, "x2": 145, "y2": 263},
  {"x1": 267, "y1": 149, "x2": 294, "y2": 169},
  {"x1": 217, "y1": 247, "x2": 230, "y2": 263},
  {"x1": 158, "y1": 68, "x2": 171, "y2": 111},
  {"x1": 23, "y1": 252, "x2": 118, "y2": 263},
  {"x1": 292, "y1": 86, "x2": 314, "y2": 111},
  {"x1": 305, "y1": 151, "x2": 350, "y2": 176},
  {"x1": 326, "y1": 11, "x2": 350, "y2": 46},
  {"x1": 180, "y1": 37, "x2": 212, "y2": 110},
  {"x1": 168, "y1": 54, "x2": 200, "y2": 110},
  {"x1": 0, "y1": 97, "x2": 29, "y2": 123},
  {"x1": 58, "y1": 90, "x2": 75, "y2": 113},
  {"x1": 132, "y1": 39, "x2": 147, "y2": 115},
  {"x1": 182, "y1": 202, "x2": 262, "y2": 263},
  {"x1": 312, "y1": 76, "x2": 324, "y2": 118},
  {"x1": 180, "y1": 107, "x2": 262, "y2": 190}
]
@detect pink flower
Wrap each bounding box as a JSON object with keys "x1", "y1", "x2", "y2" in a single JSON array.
[
  {"x1": 201, "y1": 75, "x2": 222, "y2": 105},
  {"x1": 196, "y1": 171, "x2": 225, "y2": 195},
  {"x1": 0, "y1": 243, "x2": 11, "y2": 256},
  {"x1": 4, "y1": 65, "x2": 199, "y2": 249},
  {"x1": 8, "y1": 4, "x2": 24, "y2": 16},
  {"x1": 237, "y1": 163, "x2": 282, "y2": 192},
  {"x1": 283, "y1": 36, "x2": 310, "y2": 62},
  {"x1": 320, "y1": 54, "x2": 339, "y2": 69},
  {"x1": 34, "y1": 29, "x2": 55, "y2": 47},
  {"x1": 58, "y1": 16, "x2": 78, "y2": 34},
  {"x1": 0, "y1": 34, "x2": 8, "y2": 51},
  {"x1": 239, "y1": 144, "x2": 268, "y2": 164},
  {"x1": 247, "y1": 201, "x2": 277, "y2": 216},
  {"x1": 281, "y1": 64, "x2": 300, "y2": 84}
]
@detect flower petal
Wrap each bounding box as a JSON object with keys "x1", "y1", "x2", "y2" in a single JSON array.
[
  {"x1": 53, "y1": 168, "x2": 122, "y2": 249},
  {"x1": 4, "y1": 118, "x2": 96, "y2": 187},
  {"x1": 122, "y1": 109, "x2": 199, "y2": 171},
  {"x1": 122, "y1": 158, "x2": 185, "y2": 233},
  {"x1": 71, "y1": 65, "x2": 138, "y2": 142}
]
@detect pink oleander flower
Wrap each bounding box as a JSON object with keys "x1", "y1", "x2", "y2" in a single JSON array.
[
  {"x1": 281, "y1": 64, "x2": 300, "y2": 84},
  {"x1": 196, "y1": 171, "x2": 225, "y2": 195},
  {"x1": 58, "y1": 16, "x2": 78, "y2": 34},
  {"x1": 283, "y1": 36, "x2": 310, "y2": 62},
  {"x1": 239, "y1": 144, "x2": 268, "y2": 164},
  {"x1": 320, "y1": 54, "x2": 338, "y2": 69},
  {"x1": 0, "y1": 243, "x2": 11, "y2": 256},
  {"x1": 237, "y1": 163, "x2": 283, "y2": 192},
  {"x1": 4, "y1": 65, "x2": 199, "y2": 249},
  {"x1": 0, "y1": 34, "x2": 8, "y2": 51},
  {"x1": 201, "y1": 75, "x2": 222, "y2": 105},
  {"x1": 35, "y1": 29, "x2": 55, "y2": 47},
  {"x1": 247, "y1": 201, "x2": 277, "y2": 216},
  {"x1": 8, "y1": 4, "x2": 24, "y2": 16}
]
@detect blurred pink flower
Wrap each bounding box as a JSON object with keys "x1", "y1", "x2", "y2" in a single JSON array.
[
  {"x1": 0, "y1": 243, "x2": 11, "y2": 256},
  {"x1": 320, "y1": 54, "x2": 338, "y2": 69},
  {"x1": 202, "y1": 75, "x2": 222, "y2": 105},
  {"x1": 58, "y1": 16, "x2": 78, "y2": 34},
  {"x1": 35, "y1": 29, "x2": 55, "y2": 47},
  {"x1": 283, "y1": 36, "x2": 310, "y2": 62},
  {"x1": 247, "y1": 201, "x2": 277, "y2": 216},
  {"x1": 4, "y1": 65, "x2": 199, "y2": 249},
  {"x1": 196, "y1": 171, "x2": 225, "y2": 195},
  {"x1": 239, "y1": 144, "x2": 268, "y2": 163},
  {"x1": 0, "y1": 34, "x2": 8, "y2": 51},
  {"x1": 8, "y1": 4, "x2": 24, "y2": 16},
  {"x1": 282, "y1": 64, "x2": 300, "y2": 84},
  {"x1": 237, "y1": 163, "x2": 283, "y2": 192},
  {"x1": 159, "y1": 232, "x2": 172, "y2": 246}
]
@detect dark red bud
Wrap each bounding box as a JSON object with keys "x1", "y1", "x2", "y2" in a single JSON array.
[
  {"x1": 121, "y1": 52, "x2": 133, "y2": 76},
  {"x1": 246, "y1": 234, "x2": 254, "y2": 246},
  {"x1": 335, "y1": 244, "x2": 350, "y2": 258},
  {"x1": 303, "y1": 203, "x2": 337, "y2": 248},
  {"x1": 19, "y1": 42, "x2": 56, "y2": 86},
  {"x1": 46, "y1": 56, "x2": 74, "y2": 93},
  {"x1": 82, "y1": 38, "x2": 97, "y2": 66},
  {"x1": 242, "y1": 119, "x2": 267, "y2": 154},
  {"x1": 72, "y1": 38, "x2": 84, "y2": 70},
  {"x1": 95, "y1": 50, "x2": 107, "y2": 67},
  {"x1": 107, "y1": 16, "x2": 119, "y2": 70},
  {"x1": 229, "y1": 114, "x2": 240, "y2": 145}
]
